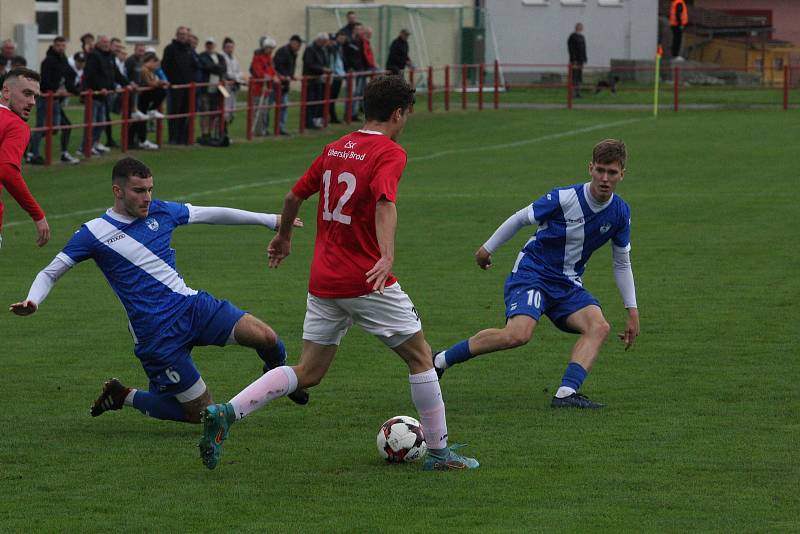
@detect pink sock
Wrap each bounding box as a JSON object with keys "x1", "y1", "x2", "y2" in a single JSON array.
[
  {"x1": 409, "y1": 368, "x2": 448, "y2": 450},
  {"x1": 230, "y1": 366, "x2": 297, "y2": 420}
]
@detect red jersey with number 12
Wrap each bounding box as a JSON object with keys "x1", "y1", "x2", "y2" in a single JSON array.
[{"x1": 292, "y1": 130, "x2": 407, "y2": 298}]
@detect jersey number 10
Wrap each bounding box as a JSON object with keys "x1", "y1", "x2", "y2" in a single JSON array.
[{"x1": 322, "y1": 170, "x2": 356, "y2": 225}]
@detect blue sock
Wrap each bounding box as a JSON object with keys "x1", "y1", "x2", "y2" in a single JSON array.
[
  {"x1": 560, "y1": 362, "x2": 588, "y2": 391},
  {"x1": 444, "y1": 340, "x2": 474, "y2": 367},
  {"x1": 257, "y1": 337, "x2": 287, "y2": 370},
  {"x1": 132, "y1": 391, "x2": 187, "y2": 422}
]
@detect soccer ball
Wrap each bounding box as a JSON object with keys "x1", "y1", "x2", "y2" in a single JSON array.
[{"x1": 376, "y1": 415, "x2": 427, "y2": 463}]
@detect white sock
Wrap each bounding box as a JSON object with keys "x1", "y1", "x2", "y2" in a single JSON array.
[
  {"x1": 409, "y1": 369, "x2": 448, "y2": 450},
  {"x1": 433, "y1": 351, "x2": 449, "y2": 370},
  {"x1": 555, "y1": 386, "x2": 576, "y2": 399},
  {"x1": 124, "y1": 389, "x2": 137, "y2": 406},
  {"x1": 229, "y1": 366, "x2": 298, "y2": 420}
]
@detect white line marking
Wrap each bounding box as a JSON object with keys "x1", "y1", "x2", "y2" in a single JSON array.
[{"x1": 6, "y1": 119, "x2": 642, "y2": 227}]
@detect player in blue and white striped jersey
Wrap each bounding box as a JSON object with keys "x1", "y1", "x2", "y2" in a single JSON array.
[
  {"x1": 9, "y1": 157, "x2": 306, "y2": 423},
  {"x1": 434, "y1": 139, "x2": 639, "y2": 409}
]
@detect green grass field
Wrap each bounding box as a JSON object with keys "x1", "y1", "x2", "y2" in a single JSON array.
[{"x1": 2, "y1": 106, "x2": 798, "y2": 532}]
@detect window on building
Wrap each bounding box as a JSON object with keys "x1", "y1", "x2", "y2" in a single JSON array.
[
  {"x1": 36, "y1": 0, "x2": 64, "y2": 39},
  {"x1": 126, "y1": 0, "x2": 154, "y2": 41}
]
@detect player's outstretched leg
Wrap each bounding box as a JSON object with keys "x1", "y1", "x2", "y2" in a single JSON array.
[
  {"x1": 423, "y1": 444, "x2": 480, "y2": 471},
  {"x1": 90, "y1": 378, "x2": 130, "y2": 417},
  {"x1": 199, "y1": 402, "x2": 236, "y2": 470}
]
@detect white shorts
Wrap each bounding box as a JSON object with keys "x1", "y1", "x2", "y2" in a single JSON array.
[{"x1": 303, "y1": 283, "x2": 422, "y2": 348}]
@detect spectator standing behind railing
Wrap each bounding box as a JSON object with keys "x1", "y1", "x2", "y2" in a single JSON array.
[
  {"x1": 0, "y1": 67, "x2": 50, "y2": 250},
  {"x1": 221, "y1": 37, "x2": 246, "y2": 130},
  {"x1": 327, "y1": 31, "x2": 347, "y2": 124},
  {"x1": 69, "y1": 52, "x2": 86, "y2": 89},
  {"x1": 273, "y1": 35, "x2": 302, "y2": 136},
  {"x1": 125, "y1": 43, "x2": 147, "y2": 124},
  {"x1": 162, "y1": 26, "x2": 195, "y2": 144},
  {"x1": 249, "y1": 37, "x2": 277, "y2": 136},
  {"x1": 362, "y1": 26, "x2": 377, "y2": 72},
  {"x1": 567, "y1": 23, "x2": 587, "y2": 98},
  {"x1": 386, "y1": 30, "x2": 412, "y2": 75},
  {"x1": 339, "y1": 10, "x2": 359, "y2": 41},
  {"x1": 343, "y1": 23, "x2": 366, "y2": 121},
  {"x1": 197, "y1": 38, "x2": 227, "y2": 145},
  {"x1": 129, "y1": 52, "x2": 166, "y2": 150},
  {"x1": 27, "y1": 36, "x2": 80, "y2": 166},
  {"x1": 80, "y1": 35, "x2": 130, "y2": 157},
  {"x1": 303, "y1": 33, "x2": 331, "y2": 130},
  {"x1": 1, "y1": 40, "x2": 25, "y2": 74}
]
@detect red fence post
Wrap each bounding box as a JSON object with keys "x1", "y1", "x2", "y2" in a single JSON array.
[
  {"x1": 246, "y1": 79, "x2": 254, "y2": 141},
  {"x1": 461, "y1": 64, "x2": 468, "y2": 110},
  {"x1": 444, "y1": 65, "x2": 450, "y2": 111},
  {"x1": 323, "y1": 73, "x2": 332, "y2": 127},
  {"x1": 409, "y1": 68, "x2": 415, "y2": 88},
  {"x1": 345, "y1": 72, "x2": 353, "y2": 124},
  {"x1": 299, "y1": 77, "x2": 307, "y2": 134},
  {"x1": 427, "y1": 66, "x2": 434, "y2": 113},
  {"x1": 478, "y1": 64, "x2": 485, "y2": 111},
  {"x1": 83, "y1": 91, "x2": 93, "y2": 159},
  {"x1": 784, "y1": 65, "x2": 790, "y2": 110},
  {"x1": 673, "y1": 66, "x2": 680, "y2": 112},
  {"x1": 44, "y1": 92, "x2": 54, "y2": 166},
  {"x1": 188, "y1": 82, "x2": 196, "y2": 145},
  {"x1": 567, "y1": 63, "x2": 573, "y2": 110},
  {"x1": 494, "y1": 60, "x2": 500, "y2": 110},
  {"x1": 121, "y1": 87, "x2": 129, "y2": 152},
  {"x1": 155, "y1": 98, "x2": 164, "y2": 147}
]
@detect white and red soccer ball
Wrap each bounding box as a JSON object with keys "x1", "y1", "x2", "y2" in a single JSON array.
[{"x1": 376, "y1": 415, "x2": 427, "y2": 463}]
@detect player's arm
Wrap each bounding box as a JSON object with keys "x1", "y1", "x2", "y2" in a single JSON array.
[
  {"x1": 476, "y1": 205, "x2": 536, "y2": 270},
  {"x1": 366, "y1": 198, "x2": 396, "y2": 294},
  {"x1": 0, "y1": 162, "x2": 50, "y2": 247},
  {"x1": 267, "y1": 191, "x2": 305, "y2": 268},
  {"x1": 612, "y1": 244, "x2": 639, "y2": 350},
  {"x1": 187, "y1": 205, "x2": 303, "y2": 231},
  {"x1": 9, "y1": 254, "x2": 74, "y2": 316}
]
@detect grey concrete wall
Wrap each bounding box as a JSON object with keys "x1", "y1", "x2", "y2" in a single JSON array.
[{"x1": 486, "y1": 0, "x2": 658, "y2": 70}]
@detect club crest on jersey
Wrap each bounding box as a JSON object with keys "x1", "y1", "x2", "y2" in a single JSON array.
[
  {"x1": 344, "y1": 140, "x2": 357, "y2": 149},
  {"x1": 145, "y1": 217, "x2": 159, "y2": 231},
  {"x1": 600, "y1": 222, "x2": 612, "y2": 234}
]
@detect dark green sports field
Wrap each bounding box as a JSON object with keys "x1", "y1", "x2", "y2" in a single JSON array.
[{"x1": 1, "y1": 106, "x2": 798, "y2": 532}]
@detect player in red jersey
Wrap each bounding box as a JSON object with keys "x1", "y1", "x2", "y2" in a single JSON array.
[
  {"x1": 199, "y1": 75, "x2": 479, "y2": 471},
  {"x1": 0, "y1": 67, "x2": 50, "y2": 249}
]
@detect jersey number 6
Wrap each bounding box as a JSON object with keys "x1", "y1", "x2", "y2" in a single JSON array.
[{"x1": 322, "y1": 170, "x2": 356, "y2": 225}]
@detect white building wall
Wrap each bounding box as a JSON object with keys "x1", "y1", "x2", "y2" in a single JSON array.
[{"x1": 486, "y1": 0, "x2": 657, "y2": 68}]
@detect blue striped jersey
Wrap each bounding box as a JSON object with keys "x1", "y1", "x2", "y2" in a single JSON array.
[
  {"x1": 57, "y1": 200, "x2": 196, "y2": 342},
  {"x1": 513, "y1": 183, "x2": 631, "y2": 286}
]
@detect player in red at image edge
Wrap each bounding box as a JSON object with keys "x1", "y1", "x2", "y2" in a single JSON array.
[
  {"x1": 199, "y1": 75, "x2": 480, "y2": 471},
  {"x1": 0, "y1": 67, "x2": 50, "y2": 249}
]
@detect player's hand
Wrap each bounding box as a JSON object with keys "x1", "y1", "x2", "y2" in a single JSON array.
[
  {"x1": 9, "y1": 300, "x2": 38, "y2": 316},
  {"x1": 475, "y1": 246, "x2": 493, "y2": 270},
  {"x1": 274, "y1": 216, "x2": 304, "y2": 231},
  {"x1": 35, "y1": 217, "x2": 50, "y2": 247},
  {"x1": 617, "y1": 308, "x2": 640, "y2": 351},
  {"x1": 366, "y1": 256, "x2": 393, "y2": 294},
  {"x1": 267, "y1": 234, "x2": 291, "y2": 268}
]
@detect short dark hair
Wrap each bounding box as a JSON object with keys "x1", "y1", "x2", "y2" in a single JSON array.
[
  {"x1": 112, "y1": 157, "x2": 152, "y2": 184},
  {"x1": 223, "y1": 37, "x2": 234, "y2": 47},
  {"x1": 346, "y1": 10, "x2": 356, "y2": 16},
  {"x1": 1, "y1": 67, "x2": 40, "y2": 89},
  {"x1": 142, "y1": 52, "x2": 158, "y2": 64},
  {"x1": 364, "y1": 75, "x2": 415, "y2": 122},
  {"x1": 54, "y1": 36, "x2": 66, "y2": 44},
  {"x1": 592, "y1": 139, "x2": 627, "y2": 169},
  {"x1": 80, "y1": 33, "x2": 94, "y2": 44}
]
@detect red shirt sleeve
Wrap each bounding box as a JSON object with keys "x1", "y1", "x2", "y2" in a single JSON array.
[
  {"x1": 292, "y1": 151, "x2": 327, "y2": 199},
  {"x1": 369, "y1": 147, "x2": 406, "y2": 203},
  {"x1": 0, "y1": 162, "x2": 46, "y2": 221},
  {"x1": 0, "y1": 118, "x2": 29, "y2": 171}
]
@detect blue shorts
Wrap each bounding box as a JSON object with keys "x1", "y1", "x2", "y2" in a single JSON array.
[
  {"x1": 503, "y1": 271, "x2": 600, "y2": 333},
  {"x1": 133, "y1": 291, "x2": 246, "y2": 397}
]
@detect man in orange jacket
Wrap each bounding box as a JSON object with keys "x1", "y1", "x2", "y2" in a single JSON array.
[{"x1": 670, "y1": 0, "x2": 689, "y2": 59}]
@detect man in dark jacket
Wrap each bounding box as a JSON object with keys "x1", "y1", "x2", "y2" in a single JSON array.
[
  {"x1": 197, "y1": 38, "x2": 227, "y2": 143},
  {"x1": 162, "y1": 26, "x2": 195, "y2": 144},
  {"x1": 28, "y1": 36, "x2": 80, "y2": 165},
  {"x1": 81, "y1": 35, "x2": 129, "y2": 155},
  {"x1": 342, "y1": 23, "x2": 366, "y2": 120},
  {"x1": 567, "y1": 23, "x2": 587, "y2": 98},
  {"x1": 302, "y1": 33, "x2": 331, "y2": 129},
  {"x1": 272, "y1": 35, "x2": 302, "y2": 135},
  {"x1": 386, "y1": 29, "x2": 412, "y2": 75}
]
